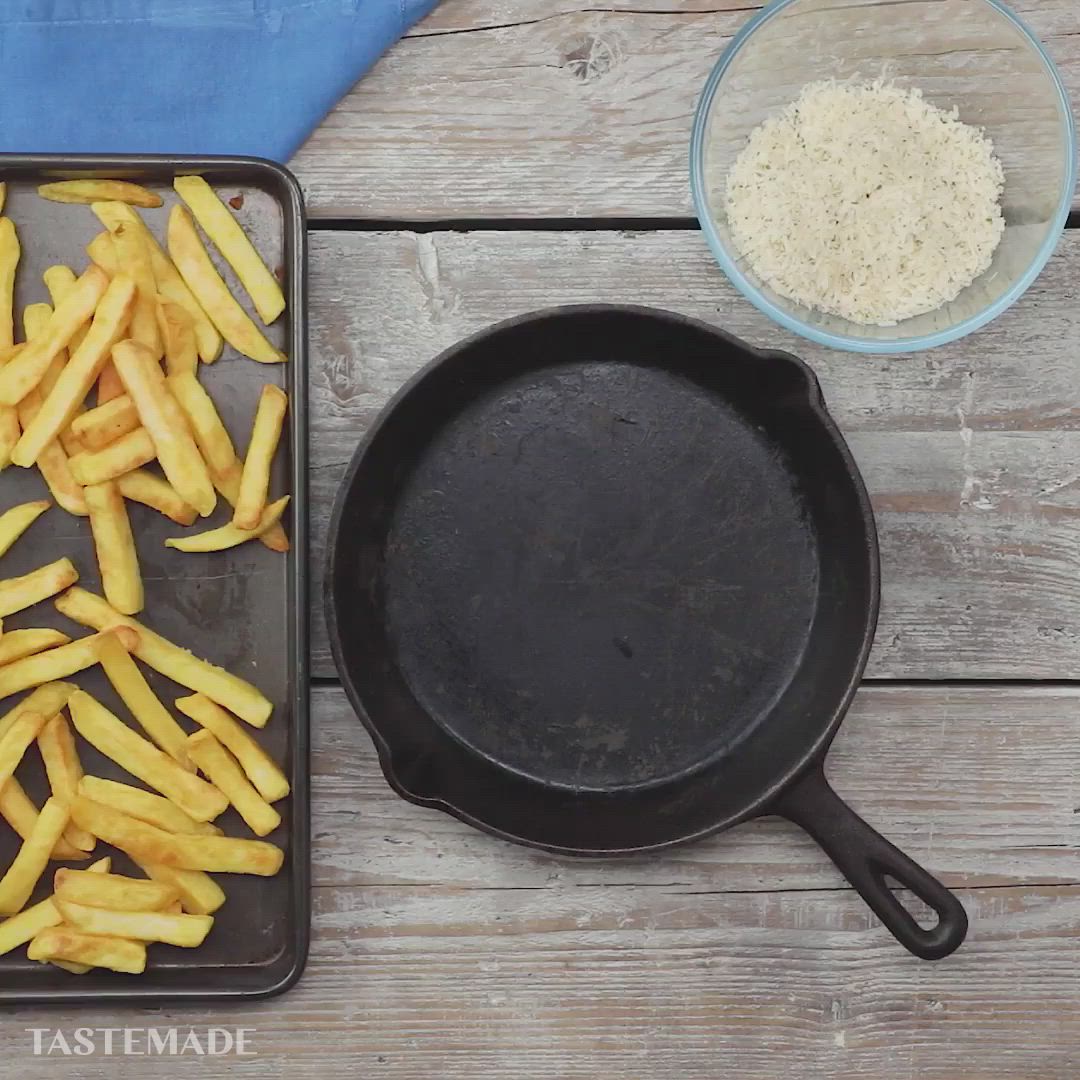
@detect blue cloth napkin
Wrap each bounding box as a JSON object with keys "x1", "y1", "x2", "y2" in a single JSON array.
[{"x1": 0, "y1": 0, "x2": 439, "y2": 160}]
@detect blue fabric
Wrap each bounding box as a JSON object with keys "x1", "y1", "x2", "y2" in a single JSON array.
[{"x1": 0, "y1": 1, "x2": 439, "y2": 160}]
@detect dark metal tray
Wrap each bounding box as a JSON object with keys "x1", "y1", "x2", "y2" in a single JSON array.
[{"x1": 0, "y1": 155, "x2": 309, "y2": 1004}]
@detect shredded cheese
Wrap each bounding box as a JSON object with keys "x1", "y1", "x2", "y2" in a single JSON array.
[{"x1": 724, "y1": 79, "x2": 1005, "y2": 327}]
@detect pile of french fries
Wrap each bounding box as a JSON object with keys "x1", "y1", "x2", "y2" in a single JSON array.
[{"x1": 0, "y1": 177, "x2": 292, "y2": 975}]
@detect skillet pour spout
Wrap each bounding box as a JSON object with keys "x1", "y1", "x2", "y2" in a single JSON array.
[{"x1": 325, "y1": 303, "x2": 968, "y2": 960}]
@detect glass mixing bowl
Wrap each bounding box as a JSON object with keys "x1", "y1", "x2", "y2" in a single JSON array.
[{"x1": 690, "y1": 0, "x2": 1076, "y2": 353}]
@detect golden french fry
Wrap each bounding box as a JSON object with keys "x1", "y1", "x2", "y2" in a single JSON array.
[
  {"x1": 234, "y1": 385, "x2": 287, "y2": 529},
  {"x1": 0, "y1": 776, "x2": 86, "y2": 861},
  {"x1": 37, "y1": 714, "x2": 95, "y2": 852},
  {"x1": 115, "y1": 468, "x2": 197, "y2": 526},
  {"x1": 168, "y1": 380, "x2": 287, "y2": 552},
  {"x1": 167, "y1": 495, "x2": 289, "y2": 553},
  {"x1": 55, "y1": 588, "x2": 272, "y2": 727},
  {"x1": 39, "y1": 180, "x2": 161, "y2": 208},
  {"x1": 0, "y1": 856, "x2": 109, "y2": 957},
  {"x1": 28, "y1": 926, "x2": 145, "y2": 973},
  {"x1": 0, "y1": 217, "x2": 19, "y2": 349},
  {"x1": 173, "y1": 176, "x2": 285, "y2": 323},
  {"x1": 0, "y1": 405, "x2": 18, "y2": 471},
  {"x1": 0, "y1": 557, "x2": 79, "y2": 618},
  {"x1": 54, "y1": 869, "x2": 177, "y2": 912},
  {"x1": 72, "y1": 796, "x2": 281, "y2": 875},
  {"x1": 0, "y1": 710, "x2": 50, "y2": 791},
  {"x1": 176, "y1": 694, "x2": 289, "y2": 802},
  {"x1": 12, "y1": 274, "x2": 136, "y2": 466},
  {"x1": 86, "y1": 231, "x2": 116, "y2": 275},
  {"x1": 15, "y1": 381, "x2": 89, "y2": 516},
  {"x1": 23, "y1": 302, "x2": 84, "y2": 459},
  {"x1": 0, "y1": 629, "x2": 70, "y2": 667},
  {"x1": 83, "y1": 481, "x2": 142, "y2": 615},
  {"x1": 42, "y1": 264, "x2": 89, "y2": 350},
  {"x1": 110, "y1": 219, "x2": 161, "y2": 358},
  {"x1": 0, "y1": 632, "x2": 117, "y2": 700},
  {"x1": 0, "y1": 266, "x2": 107, "y2": 406},
  {"x1": 70, "y1": 394, "x2": 139, "y2": 450},
  {"x1": 58, "y1": 898, "x2": 213, "y2": 947},
  {"x1": 186, "y1": 730, "x2": 280, "y2": 837},
  {"x1": 0, "y1": 683, "x2": 77, "y2": 740},
  {"x1": 0, "y1": 797, "x2": 68, "y2": 914},
  {"x1": 68, "y1": 426, "x2": 155, "y2": 486},
  {"x1": 111, "y1": 340, "x2": 215, "y2": 516},
  {"x1": 96, "y1": 630, "x2": 191, "y2": 769},
  {"x1": 0, "y1": 500, "x2": 50, "y2": 557},
  {"x1": 156, "y1": 299, "x2": 198, "y2": 377},
  {"x1": 78, "y1": 776, "x2": 220, "y2": 836},
  {"x1": 138, "y1": 862, "x2": 225, "y2": 916},
  {"x1": 167, "y1": 205, "x2": 284, "y2": 364},
  {"x1": 67, "y1": 690, "x2": 226, "y2": 822},
  {"x1": 92, "y1": 203, "x2": 222, "y2": 362},
  {"x1": 96, "y1": 361, "x2": 125, "y2": 404}
]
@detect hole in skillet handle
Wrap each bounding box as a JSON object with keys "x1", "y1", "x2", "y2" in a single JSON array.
[{"x1": 773, "y1": 764, "x2": 969, "y2": 960}]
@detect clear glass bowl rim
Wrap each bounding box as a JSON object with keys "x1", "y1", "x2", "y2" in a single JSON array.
[{"x1": 689, "y1": 0, "x2": 1078, "y2": 353}]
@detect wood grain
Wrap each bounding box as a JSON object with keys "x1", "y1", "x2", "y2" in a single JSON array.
[
  {"x1": 308, "y1": 227, "x2": 1080, "y2": 680},
  {"x1": 292, "y1": 0, "x2": 1080, "y2": 219},
  {"x1": 7, "y1": 685, "x2": 1080, "y2": 1078}
]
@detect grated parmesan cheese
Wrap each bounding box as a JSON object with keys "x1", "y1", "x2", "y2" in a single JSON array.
[{"x1": 723, "y1": 79, "x2": 1005, "y2": 327}]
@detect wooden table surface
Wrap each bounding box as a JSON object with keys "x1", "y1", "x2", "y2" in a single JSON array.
[{"x1": 10, "y1": 2, "x2": 1080, "y2": 1076}]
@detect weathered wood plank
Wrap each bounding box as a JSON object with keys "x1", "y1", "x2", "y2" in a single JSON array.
[
  {"x1": 309, "y1": 684, "x2": 1080, "y2": 891},
  {"x1": 8, "y1": 685, "x2": 1080, "y2": 1078},
  {"x1": 293, "y1": 0, "x2": 1080, "y2": 218},
  {"x1": 308, "y1": 228, "x2": 1080, "y2": 679}
]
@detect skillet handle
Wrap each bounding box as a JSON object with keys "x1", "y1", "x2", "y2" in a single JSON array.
[{"x1": 774, "y1": 765, "x2": 968, "y2": 960}]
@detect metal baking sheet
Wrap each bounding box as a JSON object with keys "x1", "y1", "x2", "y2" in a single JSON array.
[{"x1": 0, "y1": 155, "x2": 308, "y2": 1004}]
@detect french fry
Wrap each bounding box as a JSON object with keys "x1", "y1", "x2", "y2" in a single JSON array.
[
  {"x1": 167, "y1": 206, "x2": 284, "y2": 364},
  {"x1": 0, "y1": 404, "x2": 17, "y2": 471},
  {"x1": 0, "y1": 217, "x2": 19, "y2": 349},
  {"x1": 0, "y1": 710, "x2": 50, "y2": 790},
  {"x1": 78, "y1": 777, "x2": 220, "y2": 836},
  {"x1": 0, "y1": 683, "x2": 77, "y2": 741},
  {"x1": 167, "y1": 495, "x2": 289, "y2": 553},
  {"x1": 0, "y1": 632, "x2": 117, "y2": 700},
  {"x1": 111, "y1": 340, "x2": 215, "y2": 516},
  {"x1": 156, "y1": 300, "x2": 198, "y2": 377},
  {"x1": 176, "y1": 694, "x2": 289, "y2": 802},
  {"x1": 43, "y1": 265, "x2": 90, "y2": 354},
  {"x1": 168, "y1": 379, "x2": 287, "y2": 552},
  {"x1": 55, "y1": 588, "x2": 273, "y2": 727},
  {"x1": 12, "y1": 274, "x2": 137, "y2": 467},
  {"x1": 0, "y1": 777, "x2": 86, "y2": 861},
  {"x1": 57, "y1": 898, "x2": 213, "y2": 947},
  {"x1": 234, "y1": 385, "x2": 287, "y2": 529},
  {"x1": 28, "y1": 926, "x2": 145, "y2": 974},
  {"x1": 0, "y1": 629, "x2": 70, "y2": 667},
  {"x1": 70, "y1": 394, "x2": 139, "y2": 451},
  {"x1": 39, "y1": 180, "x2": 161, "y2": 208},
  {"x1": 83, "y1": 482, "x2": 142, "y2": 615},
  {"x1": 0, "y1": 797, "x2": 68, "y2": 914},
  {"x1": 54, "y1": 870, "x2": 177, "y2": 912},
  {"x1": 96, "y1": 630, "x2": 191, "y2": 769},
  {"x1": 138, "y1": 862, "x2": 225, "y2": 916},
  {"x1": 185, "y1": 731, "x2": 280, "y2": 836},
  {"x1": 72, "y1": 796, "x2": 282, "y2": 875},
  {"x1": 0, "y1": 500, "x2": 50, "y2": 557},
  {"x1": 15, "y1": 380, "x2": 89, "y2": 516},
  {"x1": 37, "y1": 714, "x2": 95, "y2": 852},
  {"x1": 91, "y1": 203, "x2": 222, "y2": 362},
  {"x1": 96, "y1": 362, "x2": 125, "y2": 404},
  {"x1": 23, "y1": 302, "x2": 84, "y2": 458},
  {"x1": 115, "y1": 468, "x2": 197, "y2": 526},
  {"x1": 68, "y1": 426, "x2": 155, "y2": 486},
  {"x1": 67, "y1": 690, "x2": 226, "y2": 822},
  {"x1": 0, "y1": 557, "x2": 79, "y2": 618},
  {"x1": 173, "y1": 176, "x2": 285, "y2": 323},
  {"x1": 0, "y1": 266, "x2": 107, "y2": 406},
  {"x1": 110, "y1": 219, "x2": 161, "y2": 359},
  {"x1": 86, "y1": 231, "x2": 116, "y2": 276},
  {"x1": 0, "y1": 856, "x2": 109, "y2": 958}
]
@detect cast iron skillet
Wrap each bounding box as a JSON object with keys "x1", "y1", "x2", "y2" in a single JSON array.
[{"x1": 325, "y1": 305, "x2": 968, "y2": 960}]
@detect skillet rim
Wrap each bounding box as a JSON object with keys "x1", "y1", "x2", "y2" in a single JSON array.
[{"x1": 324, "y1": 303, "x2": 882, "y2": 855}]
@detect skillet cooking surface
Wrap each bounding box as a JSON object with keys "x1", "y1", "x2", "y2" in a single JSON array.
[{"x1": 385, "y1": 358, "x2": 819, "y2": 791}]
